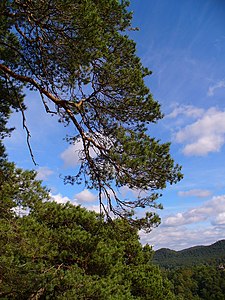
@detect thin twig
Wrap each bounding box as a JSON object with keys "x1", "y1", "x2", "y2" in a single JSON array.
[
  {"x1": 5, "y1": 74, "x2": 38, "y2": 165},
  {"x1": 20, "y1": 105, "x2": 38, "y2": 166}
]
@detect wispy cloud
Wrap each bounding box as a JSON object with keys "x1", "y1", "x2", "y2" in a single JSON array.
[
  {"x1": 164, "y1": 209, "x2": 207, "y2": 227},
  {"x1": 140, "y1": 224, "x2": 224, "y2": 251},
  {"x1": 175, "y1": 107, "x2": 225, "y2": 155},
  {"x1": 167, "y1": 104, "x2": 204, "y2": 119},
  {"x1": 163, "y1": 194, "x2": 225, "y2": 227},
  {"x1": 207, "y1": 80, "x2": 225, "y2": 96},
  {"x1": 178, "y1": 189, "x2": 212, "y2": 198},
  {"x1": 214, "y1": 212, "x2": 225, "y2": 225},
  {"x1": 60, "y1": 142, "x2": 84, "y2": 168},
  {"x1": 140, "y1": 194, "x2": 225, "y2": 250},
  {"x1": 119, "y1": 186, "x2": 147, "y2": 199},
  {"x1": 60, "y1": 134, "x2": 107, "y2": 168},
  {"x1": 36, "y1": 166, "x2": 54, "y2": 180}
]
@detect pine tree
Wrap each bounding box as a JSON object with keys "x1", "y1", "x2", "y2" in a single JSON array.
[{"x1": 0, "y1": 0, "x2": 182, "y2": 227}]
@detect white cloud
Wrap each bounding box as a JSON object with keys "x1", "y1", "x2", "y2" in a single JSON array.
[
  {"x1": 119, "y1": 186, "x2": 147, "y2": 198},
  {"x1": 214, "y1": 212, "x2": 225, "y2": 225},
  {"x1": 182, "y1": 135, "x2": 224, "y2": 156},
  {"x1": 75, "y1": 189, "x2": 97, "y2": 203},
  {"x1": 164, "y1": 210, "x2": 207, "y2": 227},
  {"x1": 175, "y1": 107, "x2": 225, "y2": 155},
  {"x1": 36, "y1": 166, "x2": 54, "y2": 180},
  {"x1": 60, "y1": 138, "x2": 99, "y2": 168},
  {"x1": 60, "y1": 141, "x2": 84, "y2": 168},
  {"x1": 139, "y1": 194, "x2": 225, "y2": 250},
  {"x1": 140, "y1": 224, "x2": 225, "y2": 250},
  {"x1": 50, "y1": 193, "x2": 77, "y2": 205},
  {"x1": 207, "y1": 80, "x2": 225, "y2": 96},
  {"x1": 86, "y1": 204, "x2": 100, "y2": 213},
  {"x1": 163, "y1": 195, "x2": 225, "y2": 227},
  {"x1": 50, "y1": 192, "x2": 100, "y2": 213},
  {"x1": 178, "y1": 189, "x2": 211, "y2": 198},
  {"x1": 167, "y1": 104, "x2": 204, "y2": 119}
]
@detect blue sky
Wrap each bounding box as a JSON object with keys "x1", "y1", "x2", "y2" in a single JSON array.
[{"x1": 4, "y1": 0, "x2": 225, "y2": 250}]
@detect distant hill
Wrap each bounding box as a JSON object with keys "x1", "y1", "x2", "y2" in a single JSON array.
[{"x1": 153, "y1": 239, "x2": 225, "y2": 268}]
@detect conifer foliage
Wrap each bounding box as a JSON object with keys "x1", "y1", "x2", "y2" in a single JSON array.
[
  {"x1": 0, "y1": 0, "x2": 182, "y2": 226},
  {"x1": 0, "y1": 161, "x2": 175, "y2": 299}
]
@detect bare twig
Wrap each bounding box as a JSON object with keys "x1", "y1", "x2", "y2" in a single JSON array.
[
  {"x1": 20, "y1": 104, "x2": 38, "y2": 166},
  {"x1": 4, "y1": 74, "x2": 38, "y2": 165}
]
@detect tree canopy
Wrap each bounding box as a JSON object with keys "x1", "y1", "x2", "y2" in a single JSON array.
[
  {"x1": 0, "y1": 0, "x2": 182, "y2": 228},
  {"x1": 0, "y1": 161, "x2": 175, "y2": 299}
]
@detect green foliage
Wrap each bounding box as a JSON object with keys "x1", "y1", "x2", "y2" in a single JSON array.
[
  {"x1": 167, "y1": 265, "x2": 225, "y2": 300},
  {"x1": 153, "y1": 242, "x2": 225, "y2": 299},
  {"x1": 0, "y1": 161, "x2": 175, "y2": 299},
  {"x1": 0, "y1": 161, "x2": 49, "y2": 218},
  {"x1": 0, "y1": 0, "x2": 182, "y2": 226}
]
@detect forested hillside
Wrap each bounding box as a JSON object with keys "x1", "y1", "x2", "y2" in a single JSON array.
[
  {"x1": 167, "y1": 265, "x2": 225, "y2": 300},
  {"x1": 153, "y1": 241, "x2": 225, "y2": 299},
  {"x1": 153, "y1": 240, "x2": 225, "y2": 268}
]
